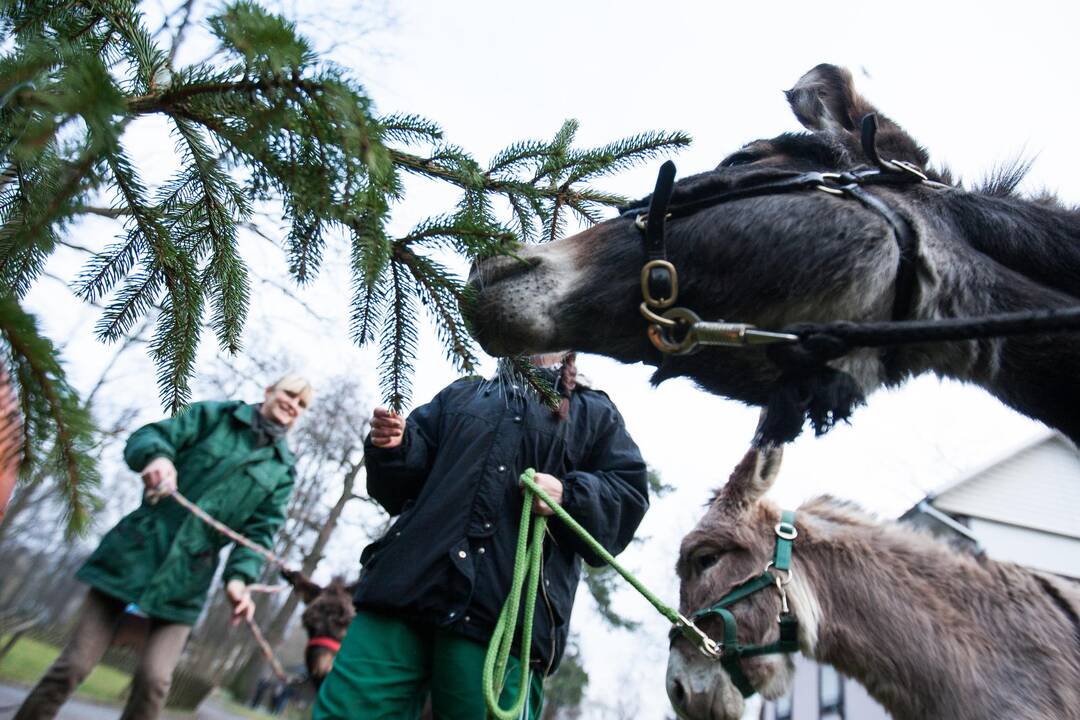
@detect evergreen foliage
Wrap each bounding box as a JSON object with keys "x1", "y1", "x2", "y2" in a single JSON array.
[
  {"x1": 584, "y1": 466, "x2": 671, "y2": 629},
  {"x1": 0, "y1": 297, "x2": 101, "y2": 535},
  {"x1": 0, "y1": 0, "x2": 688, "y2": 533},
  {"x1": 543, "y1": 640, "x2": 588, "y2": 718}
]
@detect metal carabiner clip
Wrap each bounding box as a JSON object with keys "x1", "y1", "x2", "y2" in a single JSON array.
[{"x1": 673, "y1": 613, "x2": 722, "y2": 660}]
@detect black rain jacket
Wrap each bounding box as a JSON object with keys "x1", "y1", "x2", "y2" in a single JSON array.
[{"x1": 353, "y1": 375, "x2": 648, "y2": 673}]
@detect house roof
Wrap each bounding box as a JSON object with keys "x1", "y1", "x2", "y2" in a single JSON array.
[{"x1": 926, "y1": 432, "x2": 1080, "y2": 540}]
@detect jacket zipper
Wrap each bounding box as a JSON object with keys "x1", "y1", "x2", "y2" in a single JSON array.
[{"x1": 538, "y1": 553, "x2": 557, "y2": 677}]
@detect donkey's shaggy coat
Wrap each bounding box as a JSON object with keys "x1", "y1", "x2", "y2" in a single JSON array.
[
  {"x1": 468, "y1": 64, "x2": 1080, "y2": 443},
  {"x1": 667, "y1": 448, "x2": 1080, "y2": 720}
]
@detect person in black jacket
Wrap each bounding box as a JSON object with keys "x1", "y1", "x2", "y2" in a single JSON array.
[{"x1": 313, "y1": 353, "x2": 648, "y2": 720}]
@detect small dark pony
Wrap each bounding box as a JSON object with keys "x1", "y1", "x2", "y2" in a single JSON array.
[{"x1": 280, "y1": 570, "x2": 358, "y2": 687}]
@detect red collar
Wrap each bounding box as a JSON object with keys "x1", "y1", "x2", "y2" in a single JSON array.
[{"x1": 307, "y1": 636, "x2": 342, "y2": 653}]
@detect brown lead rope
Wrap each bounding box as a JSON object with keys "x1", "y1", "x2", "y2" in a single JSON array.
[
  {"x1": 245, "y1": 615, "x2": 290, "y2": 682},
  {"x1": 166, "y1": 490, "x2": 294, "y2": 682},
  {"x1": 168, "y1": 490, "x2": 287, "y2": 567}
]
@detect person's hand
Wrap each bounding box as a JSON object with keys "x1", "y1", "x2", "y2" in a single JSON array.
[
  {"x1": 226, "y1": 579, "x2": 256, "y2": 625},
  {"x1": 370, "y1": 407, "x2": 405, "y2": 449},
  {"x1": 527, "y1": 472, "x2": 563, "y2": 516},
  {"x1": 141, "y1": 456, "x2": 177, "y2": 503}
]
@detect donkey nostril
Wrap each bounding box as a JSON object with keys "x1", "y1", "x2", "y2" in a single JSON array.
[{"x1": 671, "y1": 678, "x2": 687, "y2": 708}]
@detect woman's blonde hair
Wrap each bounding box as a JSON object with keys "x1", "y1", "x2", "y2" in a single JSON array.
[{"x1": 270, "y1": 374, "x2": 314, "y2": 407}]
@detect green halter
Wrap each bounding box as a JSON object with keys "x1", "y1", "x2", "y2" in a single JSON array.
[{"x1": 671, "y1": 510, "x2": 800, "y2": 698}]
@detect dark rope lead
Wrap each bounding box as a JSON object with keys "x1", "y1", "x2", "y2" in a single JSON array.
[
  {"x1": 756, "y1": 306, "x2": 1080, "y2": 445},
  {"x1": 785, "y1": 305, "x2": 1080, "y2": 349}
]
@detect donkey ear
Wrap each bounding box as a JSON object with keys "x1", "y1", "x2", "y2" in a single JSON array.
[
  {"x1": 786, "y1": 63, "x2": 930, "y2": 168},
  {"x1": 281, "y1": 568, "x2": 324, "y2": 604},
  {"x1": 716, "y1": 446, "x2": 784, "y2": 510},
  {"x1": 785, "y1": 64, "x2": 872, "y2": 133}
]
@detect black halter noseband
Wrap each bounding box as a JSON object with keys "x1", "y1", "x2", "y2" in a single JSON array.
[
  {"x1": 627, "y1": 114, "x2": 933, "y2": 367},
  {"x1": 623, "y1": 115, "x2": 948, "y2": 444}
]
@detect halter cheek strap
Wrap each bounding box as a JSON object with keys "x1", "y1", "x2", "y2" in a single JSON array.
[
  {"x1": 671, "y1": 510, "x2": 800, "y2": 698},
  {"x1": 631, "y1": 117, "x2": 930, "y2": 359}
]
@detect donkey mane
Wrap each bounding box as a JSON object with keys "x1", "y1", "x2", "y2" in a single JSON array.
[{"x1": 796, "y1": 494, "x2": 883, "y2": 529}]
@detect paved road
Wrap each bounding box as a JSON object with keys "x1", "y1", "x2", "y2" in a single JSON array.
[{"x1": 0, "y1": 683, "x2": 255, "y2": 720}]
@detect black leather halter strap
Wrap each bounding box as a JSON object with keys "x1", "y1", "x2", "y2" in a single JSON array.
[
  {"x1": 639, "y1": 160, "x2": 678, "y2": 310},
  {"x1": 629, "y1": 114, "x2": 932, "y2": 381}
]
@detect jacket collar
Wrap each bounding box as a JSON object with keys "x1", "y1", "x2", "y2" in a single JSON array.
[{"x1": 231, "y1": 402, "x2": 295, "y2": 464}]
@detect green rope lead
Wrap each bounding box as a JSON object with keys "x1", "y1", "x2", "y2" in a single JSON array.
[
  {"x1": 519, "y1": 468, "x2": 684, "y2": 625},
  {"x1": 483, "y1": 468, "x2": 686, "y2": 719},
  {"x1": 482, "y1": 469, "x2": 547, "y2": 719}
]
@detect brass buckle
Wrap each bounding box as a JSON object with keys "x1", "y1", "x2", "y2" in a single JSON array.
[
  {"x1": 646, "y1": 307, "x2": 701, "y2": 355},
  {"x1": 640, "y1": 259, "x2": 678, "y2": 309},
  {"x1": 884, "y1": 159, "x2": 929, "y2": 181},
  {"x1": 639, "y1": 302, "x2": 678, "y2": 328}
]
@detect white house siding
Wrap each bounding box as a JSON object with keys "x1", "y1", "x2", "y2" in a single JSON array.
[
  {"x1": 932, "y1": 434, "x2": 1080, "y2": 539},
  {"x1": 965, "y1": 517, "x2": 1080, "y2": 579},
  {"x1": 758, "y1": 655, "x2": 891, "y2": 719}
]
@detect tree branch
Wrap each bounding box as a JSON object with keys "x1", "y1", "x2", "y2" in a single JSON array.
[{"x1": 167, "y1": 0, "x2": 198, "y2": 66}]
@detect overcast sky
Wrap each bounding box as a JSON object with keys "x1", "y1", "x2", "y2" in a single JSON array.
[{"x1": 24, "y1": 1, "x2": 1080, "y2": 717}]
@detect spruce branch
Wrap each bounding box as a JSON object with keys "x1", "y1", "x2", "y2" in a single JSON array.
[
  {"x1": 0, "y1": 296, "x2": 100, "y2": 537},
  {"x1": 377, "y1": 261, "x2": 418, "y2": 412},
  {"x1": 393, "y1": 246, "x2": 478, "y2": 374},
  {"x1": 0, "y1": 0, "x2": 692, "y2": 535},
  {"x1": 171, "y1": 115, "x2": 250, "y2": 351}
]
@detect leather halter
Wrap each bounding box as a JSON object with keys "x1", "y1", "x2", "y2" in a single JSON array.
[
  {"x1": 671, "y1": 511, "x2": 800, "y2": 698},
  {"x1": 627, "y1": 114, "x2": 936, "y2": 379}
]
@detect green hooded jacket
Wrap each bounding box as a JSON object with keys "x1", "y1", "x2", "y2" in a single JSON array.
[{"x1": 77, "y1": 400, "x2": 296, "y2": 625}]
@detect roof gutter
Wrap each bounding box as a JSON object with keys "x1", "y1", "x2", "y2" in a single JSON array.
[{"x1": 915, "y1": 500, "x2": 985, "y2": 555}]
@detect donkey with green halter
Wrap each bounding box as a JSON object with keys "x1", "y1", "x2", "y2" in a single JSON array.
[{"x1": 667, "y1": 447, "x2": 1080, "y2": 720}]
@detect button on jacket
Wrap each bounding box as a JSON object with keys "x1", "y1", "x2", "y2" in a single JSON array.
[
  {"x1": 353, "y1": 376, "x2": 648, "y2": 673},
  {"x1": 77, "y1": 401, "x2": 296, "y2": 625}
]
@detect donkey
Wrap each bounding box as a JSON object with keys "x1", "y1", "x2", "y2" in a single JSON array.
[
  {"x1": 666, "y1": 447, "x2": 1080, "y2": 720},
  {"x1": 467, "y1": 64, "x2": 1080, "y2": 443},
  {"x1": 281, "y1": 570, "x2": 438, "y2": 719},
  {"x1": 280, "y1": 570, "x2": 358, "y2": 687}
]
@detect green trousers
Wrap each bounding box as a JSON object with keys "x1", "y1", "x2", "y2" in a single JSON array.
[{"x1": 313, "y1": 611, "x2": 544, "y2": 720}]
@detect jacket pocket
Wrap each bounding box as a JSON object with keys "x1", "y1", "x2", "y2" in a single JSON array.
[
  {"x1": 359, "y1": 503, "x2": 416, "y2": 568},
  {"x1": 245, "y1": 462, "x2": 281, "y2": 492},
  {"x1": 214, "y1": 464, "x2": 276, "y2": 526},
  {"x1": 175, "y1": 533, "x2": 221, "y2": 594}
]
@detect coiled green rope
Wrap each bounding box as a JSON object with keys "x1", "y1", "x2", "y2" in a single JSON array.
[{"x1": 482, "y1": 468, "x2": 685, "y2": 719}]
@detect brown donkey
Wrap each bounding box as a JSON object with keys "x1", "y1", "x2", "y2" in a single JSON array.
[
  {"x1": 281, "y1": 570, "x2": 358, "y2": 687},
  {"x1": 667, "y1": 448, "x2": 1080, "y2": 720}
]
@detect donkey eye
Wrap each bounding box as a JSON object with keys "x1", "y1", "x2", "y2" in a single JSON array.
[
  {"x1": 693, "y1": 551, "x2": 723, "y2": 574},
  {"x1": 721, "y1": 151, "x2": 758, "y2": 168}
]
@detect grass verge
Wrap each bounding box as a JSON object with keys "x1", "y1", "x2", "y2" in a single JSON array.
[{"x1": 0, "y1": 635, "x2": 132, "y2": 702}]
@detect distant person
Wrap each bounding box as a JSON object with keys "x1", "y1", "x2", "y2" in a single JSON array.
[
  {"x1": 15, "y1": 375, "x2": 313, "y2": 720},
  {"x1": 251, "y1": 675, "x2": 275, "y2": 709},
  {"x1": 271, "y1": 677, "x2": 297, "y2": 715},
  {"x1": 313, "y1": 353, "x2": 648, "y2": 719}
]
